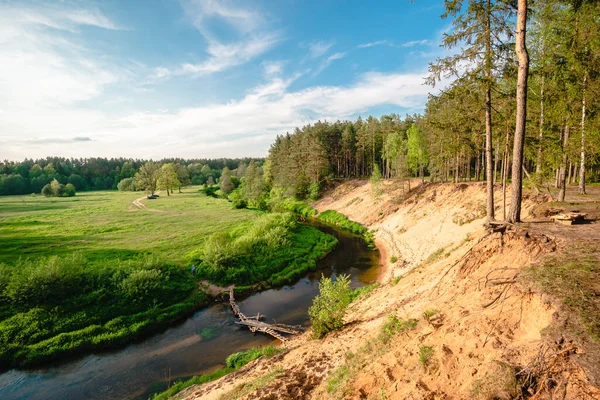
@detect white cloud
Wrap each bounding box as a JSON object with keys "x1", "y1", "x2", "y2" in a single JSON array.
[
  {"x1": 357, "y1": 39, "x2": 431, "y2": 49},
  {"x1": 3, "y1": 67, "x2": 443, "y2": 159},
  {"x1": 401, "y1": 39, "x2": 431, "y2": 47},
  {"x1": 262, "y1": 60, "x2": 284, "y2": 77},
  {"x1": 303, "y1": 40, "x2": 334, "y2": 58},
  {"x1": 357, "y1": 40, "x2": 390, "y2": 48},
  {"x1": 0, "y1": 4, "x2": 120, "y2": 111},
  {"x1": 313, "y1": 52, "x2": 347, "y2": 76},
  {"x1": 157, "y1": 0, "x2": 280, "y2": 78}
]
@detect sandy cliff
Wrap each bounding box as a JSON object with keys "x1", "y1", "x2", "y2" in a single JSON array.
[{"x1": 179, "y1": 181, "x2": 600, "y2": 399}]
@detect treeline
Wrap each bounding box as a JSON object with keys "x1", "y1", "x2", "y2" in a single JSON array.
[
  {"x1": 265, "y1": 0, "x2": 600, "y2": 220},
  {"x1": 0, "y1": 157, "x2": 262, "y2": 196},
  {"x1": 267, "y1": 116, "x2": 425, "y2": 198}
]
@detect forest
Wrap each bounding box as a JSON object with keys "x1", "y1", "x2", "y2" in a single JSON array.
[
  {"x1": 0, "y1": 157, "x2": 261, "y2": 196},
  {"x1": 267, "y1": 0, "x2": 600, "y2": 223}
]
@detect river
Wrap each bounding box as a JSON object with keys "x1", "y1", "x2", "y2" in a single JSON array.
[{"x1": 0, "y1": 222, "x2": 380, "y2": 400}]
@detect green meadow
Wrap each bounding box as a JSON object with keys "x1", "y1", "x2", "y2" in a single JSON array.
[
  {"x1": 0, "y1": 188, "x2": 257, "y2": 265},
  {"x1": 0, "y1": 188, "x2": 335, "y2": 369}
]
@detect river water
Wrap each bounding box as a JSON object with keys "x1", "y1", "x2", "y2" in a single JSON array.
[{"x1": 0, "y1": 222, "x2": 380, "y2": 400}]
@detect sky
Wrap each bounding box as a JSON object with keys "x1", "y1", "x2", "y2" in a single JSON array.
[{"x1": 0, "y1": 0, "x2": 452, "y2": 161}]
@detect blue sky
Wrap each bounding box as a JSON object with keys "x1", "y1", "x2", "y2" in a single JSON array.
[{"x1": 0, "y1": 0, "x2": 452, "y2": 160}]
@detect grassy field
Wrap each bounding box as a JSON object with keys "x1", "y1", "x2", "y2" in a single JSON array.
[
  {"x1": 0, "y1": 188, "x2": 257, "y2": 265},
  {"x1": 0, "y1": 188, "x2": 335, "y2": 369}
]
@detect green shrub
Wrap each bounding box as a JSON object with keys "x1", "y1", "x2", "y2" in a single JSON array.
[
  {"x1": 309, "y1": 274, "x2": 352, "y2": 338},
  {"x1": 117, "y1": 178, "x2": 136, "y2": 191},
  {"x1": 41, "y1": 184, "x2": 53, "y2": 197},
  {"x1": 390, "y1": 256, "x2": 397, "y2": 264},
  {"x1": 64, "y1": 183, "x2": 76, "y2": 197},
  {"x1": 392, "y1": 275, "x2": 403, "y2": 285},
  {"x1": 317, "y1": 210, "x2": 366, "y2": 235},
  {"x1": 119, "y1": 269, "x2": 164, "y2": 298},
  {"x1": 231, "y1": 199, "x2": 248, "y2": 209},
  {"x1": 191, "y1": 213, "x2": 336, "y2": 287}
]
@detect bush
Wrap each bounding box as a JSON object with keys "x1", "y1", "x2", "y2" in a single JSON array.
[
  {"x1": 231, "y1": 199, "x2": 248, "y2": 209},
  {"x1": 309, "y1": 274, "x2": 352, "y2": 338},
  {"x1": 41, "y1": 184, "x2": 52, "y2": 197},
  {"x1": 117, "y1": 178, "x2": 136, "y2": 191},
  {"x1": 64, "y1": 183, "x2": 76, "y2": 197},
  {"x1": 119, "y1": 269, "x2": 164, "y2": 298},
  {"x1": 40, "y1": 179, "x2": 75, "y2": 197}
]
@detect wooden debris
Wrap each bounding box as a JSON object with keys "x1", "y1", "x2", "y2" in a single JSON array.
[
  {"x1": 550, "y1": 212, "x2": 586, "y2": 225},
  {"x1": 229, "y1": 288, "x2": 301, "y2": 342}
]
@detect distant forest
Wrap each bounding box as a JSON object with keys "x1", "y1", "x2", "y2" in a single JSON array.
[{"x1": 0, "y1": 157, "x2": 261, "y2": 196}]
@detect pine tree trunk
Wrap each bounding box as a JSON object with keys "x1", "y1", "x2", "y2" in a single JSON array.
[
  {"x1": 567, "y1": 162, "x2": 572, "y2": 186},
  {"x1": 507, "y1": 0, "x2": 529, "y2": 223},
  {"x1": 485, "y1": 0, "x2": 495, "y2": 221},
  {"x1": 558, "y1": 125, "x2": 570, "y2": 202},
  {"x1": 502, "y1": 123, "x2": 510, "y2": 221},
  {"x1": 536, "y1": 76, "x2": 544, "y2": 174},
  {"x1": 475, "y1": 151, "x2": 480, "y2": 182},
  {"x1": 578, "y1": 74, "x2": 587, "y2": 194}
]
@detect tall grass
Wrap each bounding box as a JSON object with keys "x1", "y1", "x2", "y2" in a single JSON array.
[
  {"x1": 317, "y1": 210, "x2": 375, "y2": 246},
  {"x1": 0, "y1": 253, "x2": 202, "y2": 369},
  {"x1": 189, "y1": 213, "x2": 337, "y2": 286}
]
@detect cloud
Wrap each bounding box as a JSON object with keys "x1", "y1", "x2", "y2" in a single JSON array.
[
  {"x1": 303, "y1": 40, "x2": 334, "y2": 58},
  {"x1": 175, "y1": 34, "x2": 280, "y2": 77},
  {"x1": 4, "y1": 66, "x2": 446, "y2": 159},
  {"x1": 157, "y1": 0, "x2": 280, "y2": 78},
  {"x1": 401, "y1": 39, "x2": 431, "y2": 47},
  {"x1": 357, "y1": 39, "x2": 431, "y2": 49},
  {"x1": 0, "y1": 4, "x2": 123, "y2": 32},
  {"x1": 313, "y1": 52, "x2": 347, "y2": 76},
  {"x1": 0, "y1": 4, "x2": 120, "y2": 110},
  {"x1": 357, "y1": 40, "x2": 391, "y2": 48},
  {"x1": 72, "y1": 137, "x2": 93, "y2": 142},
  {"x1": 262, "y1": 60, "x2": 284, "y2": 76}
]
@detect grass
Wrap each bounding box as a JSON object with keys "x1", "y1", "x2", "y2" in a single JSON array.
[
  {"x1": 0, "y1": 188, "x2": 335, "y2": 370},
  {"x1": 378, "y1": 314, "x2": 418, "y2": 344},
  {"x1": 0, "y1": 188, "x2": 257, "y2": 265},
  {"x1": 392, "y1": 275, "x2": 403, "y2": 285},
  {"x1": 418, "y1": 345, "x2": 435, "y2": 369},
  {"x1": 150, "y1": 345, "x2": 283, "y2": 400},
  {"x1": 189, "y1": 212, "x2": 337, "y2": 287},
  {"x1": 524, "y1": 249, "x2": 600, "y2": 342},
  {"x1": 316, "y1": 209, "x2": 375, "y2": 246},
  {"x1": 349, "y1": 283, "x2": 380, "y2": 302},
  {"x1": 423, "y1": 309, "x2": 439, "y2": 318}
]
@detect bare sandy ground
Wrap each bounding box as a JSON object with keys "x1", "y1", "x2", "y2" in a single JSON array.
[{"x1": 177, "y1": 181, "x2": 599, "y2": 400}]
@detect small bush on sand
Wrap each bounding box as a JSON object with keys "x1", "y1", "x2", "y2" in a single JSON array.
[{"x1": 309, "y1": 274, "x2": 352, "y2": 338}]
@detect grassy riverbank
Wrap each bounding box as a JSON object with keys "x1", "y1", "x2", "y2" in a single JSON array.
[{"x1": 0, "y1": 189, "x2": 336, "y2": 370}]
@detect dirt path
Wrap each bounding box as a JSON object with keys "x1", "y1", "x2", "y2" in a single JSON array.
[
  {"x1": 131, "y1": 192, "x2": 165, "y2": 213},
  {"x1": 198, "y1": 280, "x2": 233, "y2": 297}
]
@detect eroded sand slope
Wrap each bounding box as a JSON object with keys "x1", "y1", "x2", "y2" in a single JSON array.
[{"x1": 180, "y1": 181, "x2": 599, "y2": 399}]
